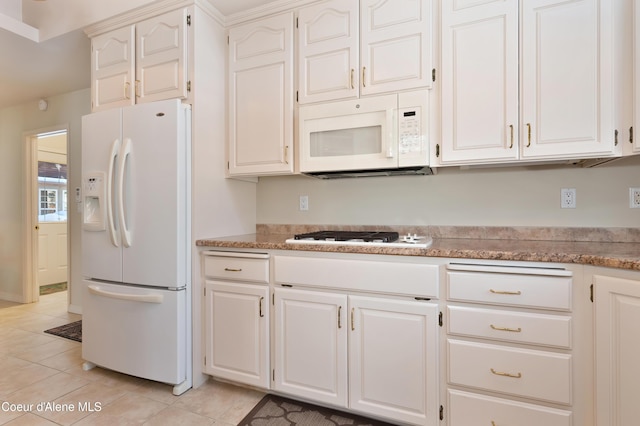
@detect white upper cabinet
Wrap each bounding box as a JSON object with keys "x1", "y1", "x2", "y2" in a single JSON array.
[
  {"x1": 297, "y1": 0, "x2": 433, "y2": 104},
  {"x1": 360, "y1": 0, "x2": 432, "y2": 96},
  {"x1": 440, "y1": 0, "x2": 519, "y2": 164},
  {"x1": 91, "y1": 26, "x2": 136, "y2": 111},
  {"x1": 91, "y1": 8, "x2": 189, "y2": 112},
  {"x1": 135, "y1": 10, "x2": 189, "y2": 105},
  {"x1": 520, "y1": 0, "x2": 614, "y2": 160},
  {"x1": 439, "y1": 0, "x2": 628, "y2": 166},
  {"x1": 228, "y1": 12, "x2": 295, "y2": 176},
  {"x1": 635, "y1": 0, "x2": 640, "y2": 153},
  {"x1": 297, "y1": 0, "x2": 359, "y2": 103}
]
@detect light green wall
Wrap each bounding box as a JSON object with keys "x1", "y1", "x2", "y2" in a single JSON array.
[
  {"x1": 0, "y1": 89, "x2": 90, "y2": 302},
  {"x1": 256, "y1": 156, "x2": 640, "y2": 228}
]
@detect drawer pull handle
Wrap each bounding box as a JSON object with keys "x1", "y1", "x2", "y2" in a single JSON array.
[
  {"x1": 338, "y1": 306, "x2": 342, "y2": 329},
  {"x1": 490, "y1": 324, "x2": 522, "y2": 333},
  {"x1": 490, "y1": 289, "x2": 521, "y2": 295},
  {"x1": 490, "y1": 368, "x2": 522, "y2": 379},
  {"x1": 224, "y1": 268, "x2": 242, "y2": 272},
  {"x1": 259, "y1": 297, "x2": 264, "y2": 317}
]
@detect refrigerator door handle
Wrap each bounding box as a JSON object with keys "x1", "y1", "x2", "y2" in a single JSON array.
[
  {"x1": 88, "y1": 284, "x2": 164, "y2": 304},
  {"x1": 117, "y1": 138, "x2": 133, "y2": 248},
  {"x1": 107, "y1": 139, "x2": 120, "y2": 247}
]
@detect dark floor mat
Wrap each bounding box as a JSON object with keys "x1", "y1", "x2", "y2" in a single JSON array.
[{"x1": 44, "y1": 320, "x2": 82, "y2": 342}]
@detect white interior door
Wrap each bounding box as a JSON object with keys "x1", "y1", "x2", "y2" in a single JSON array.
[{"x1": 38, "y1": 223, "x2": 67, "y2": 286}]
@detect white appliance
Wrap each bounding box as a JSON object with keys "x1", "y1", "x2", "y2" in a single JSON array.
[
  {"x1": 298, "y1": 90, "x2": 431, "y2": 178},
  {"x1": 80, "y1": 99, "x2": 191, "y2": 396}
]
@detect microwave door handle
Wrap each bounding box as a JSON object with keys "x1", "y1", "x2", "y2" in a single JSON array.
[{"x1": 385, "y1": 108, "x2": 396, "y2": 158}]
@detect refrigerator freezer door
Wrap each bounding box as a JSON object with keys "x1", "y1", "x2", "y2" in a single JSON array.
[
  {"x1": 82, "y1": 280, "x2": 186, "y2": 385},
  {"x1": 120, "y1": 99, "x2": 188, "y2": 288},
  {"x1": 81, "y1": 108, "x2": 123, "y2": 282}
]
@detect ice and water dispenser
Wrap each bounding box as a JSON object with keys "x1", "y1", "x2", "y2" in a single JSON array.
[{"x1": 82, "y1": 172, "x2": 107, "y2": 231}]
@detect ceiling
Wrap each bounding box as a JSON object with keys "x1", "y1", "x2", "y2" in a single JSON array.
[{"x1": 0, "y1": 0, "x2": 278, "y2": 110}]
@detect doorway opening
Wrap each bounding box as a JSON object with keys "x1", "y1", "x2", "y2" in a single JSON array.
[
  {"x1": 23, "y1": 126, "x2": 70, "y2": 303},
  {"x1": 37, "y1": 131, "x2": 68, "y2": 294}
]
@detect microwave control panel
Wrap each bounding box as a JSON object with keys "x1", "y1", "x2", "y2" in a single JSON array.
[{"x1": 399, "y1": 108, "x2": 422, "y2": 154}]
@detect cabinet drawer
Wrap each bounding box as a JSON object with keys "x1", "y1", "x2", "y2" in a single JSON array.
[
  {"x1": 274, "y1": 255, "x2": 439, "y2": 297},
  {"x1": 448, "y1": 339, "x2": 572, "y2": 405},
  {"x1": 447, "y1": 306, "x2": 572, "y2": 348},
  {"x1": 447, "y1": 271, "x2": 572, "y2": 311},
  {"x1": 203, "y1": 251, "x2": 269, "y2": 283},
  {"x1": 448, "y1": 389, "x2": 572, "y2": 426}
]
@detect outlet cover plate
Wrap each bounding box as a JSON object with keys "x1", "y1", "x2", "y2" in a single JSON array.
[
  {"x1": 630, "y1": 188, "x2": 640, "y2": 208},
  {"x1": 299, "y1": 195, "x2": 309, "y2": 211},
  {"x1": 561, "y1": 188, "x2": 576, "y2": 209}
]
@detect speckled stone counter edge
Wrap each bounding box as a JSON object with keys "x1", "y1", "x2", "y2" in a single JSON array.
[
  {"x1": 196, "y1": 225, "x2": 640, "y2": 271},
  {"x1": 255, "y1": 224, "x2": 640, "y2": 243}
]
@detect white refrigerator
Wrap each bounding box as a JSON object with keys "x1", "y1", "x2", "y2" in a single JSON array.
[{"x1": 80, "y1": 99, "x2": 191, "y2": 395}]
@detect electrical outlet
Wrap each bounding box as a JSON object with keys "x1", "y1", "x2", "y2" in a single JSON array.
[
  {"x1": 299, "y1": 195, "x2": 309, "y2": 211},
  {"x1": 561, "y1": 188, "x2": 576, "y2": 209},
  {"x1": 630, "y1": 188, "x2": 640, "y2": 208}
]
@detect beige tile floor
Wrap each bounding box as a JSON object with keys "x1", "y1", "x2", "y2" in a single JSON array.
[{"x1": 0, "y1": 291, "x2": 265, "y2": 425}]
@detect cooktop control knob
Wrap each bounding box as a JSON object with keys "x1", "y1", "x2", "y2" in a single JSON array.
[{"x1": 400, "y1": 233, "x2": 424, "y2": 244}]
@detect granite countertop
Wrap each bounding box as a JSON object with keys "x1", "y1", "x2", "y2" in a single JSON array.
[{"x1": 196, "y1": 226, "x2": 640, "y2": 271}]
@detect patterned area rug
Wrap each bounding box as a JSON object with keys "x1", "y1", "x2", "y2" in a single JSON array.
[
  {"x1": 238, "y1": 394, "x2": 394, "y2": 426},
  {"x1": 40, "y1": 282, "x2": 67, "y2": 295},
  {"x1": 44, "y1": 320, "x2": 82, "y2": 342}
]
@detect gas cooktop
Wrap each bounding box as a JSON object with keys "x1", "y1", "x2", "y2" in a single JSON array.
[{"x1": 285, "y1": 230, "x2": 433, "y2": 248}]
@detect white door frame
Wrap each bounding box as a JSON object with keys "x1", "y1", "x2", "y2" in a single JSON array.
[{"x1": 22, "y1": 124, "x2": 70, "y2": 304}]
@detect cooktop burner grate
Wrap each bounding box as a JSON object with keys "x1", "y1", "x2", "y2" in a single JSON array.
[{"x1": 293, "y1": 231, "x2": 400, "y2": 243}]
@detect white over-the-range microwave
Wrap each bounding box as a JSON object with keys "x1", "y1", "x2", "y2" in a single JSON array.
[{"x1": 298, "y1": 90, "x2": 432, "y2": 178}]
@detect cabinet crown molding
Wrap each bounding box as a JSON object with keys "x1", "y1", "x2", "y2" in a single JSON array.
[{"x1": 84, "y1": 0, "x2": 223, "y2": 37}]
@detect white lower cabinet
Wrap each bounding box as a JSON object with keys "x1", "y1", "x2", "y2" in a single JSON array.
[
  {"x1": 273, "y1": 254, "x2": 441, "y2": 426},
  {"x1": 594, "y1": 273, "x2": 640, "y2": 426},
  {"x1": 445, "y1": 262, "x2": 575, "y2": 424},
  {"x1": 203, "y1": 251, "x2": 270, "y2": 389},
  {"x1": 201, "y1": 252, "x2": 601, "y2": 424},
  {"x1": 349, "y1": 296, "x2": 439, "y2": 425},
  {"x1": 274, "y1": 287, "x2": 439, "y2": 426},
  {"x1": 448, "y1": 339, "x2": 572, "y2": 405},
  {"x1": 273, "y1": 287, "x2": 348, "y2": 406},
  {"x1": 449, "y1": 389, "x2": 571, "y2": 426}
]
